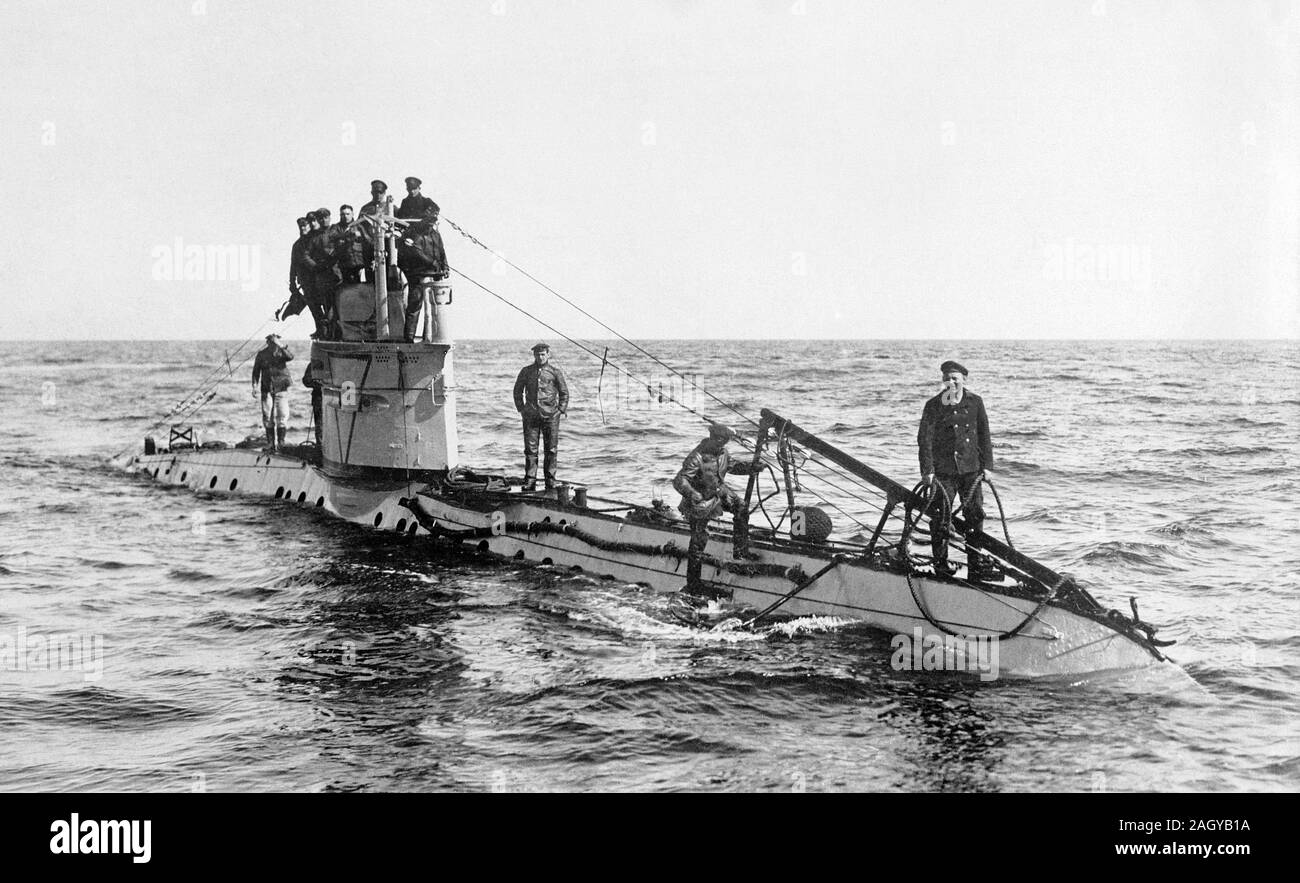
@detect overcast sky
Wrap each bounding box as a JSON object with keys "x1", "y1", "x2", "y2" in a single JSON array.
[{"x1": 2, "y1": 0, "x2": 1296, "y2": 340}]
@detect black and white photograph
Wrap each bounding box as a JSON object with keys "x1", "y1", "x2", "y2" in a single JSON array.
[{"x1": 0, "y1": 0, "x2": 1294, "y2": 861}]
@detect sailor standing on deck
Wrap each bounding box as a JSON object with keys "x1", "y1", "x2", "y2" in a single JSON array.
[
  {"x1": 673, "y1": 423, "x2": 756, "y2": 595},
  {"x1": 512, "y1": 343, "x2": 569, "y2": 492},
  {"x1": 917, "y1": 360, "x2": 996, "y2": 579},
  {"x1": 251, "y1": 334, "x2": 294, "y2": 452}
]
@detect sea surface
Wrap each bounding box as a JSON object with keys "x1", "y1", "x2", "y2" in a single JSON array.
[{"x1": 0, "y1": 338, "x2": 1296, "y2": 792}]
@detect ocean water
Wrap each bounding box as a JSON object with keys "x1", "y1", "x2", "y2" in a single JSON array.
[{"x1": 0, "y1": 338, "x2": 1296, "y2": 792}]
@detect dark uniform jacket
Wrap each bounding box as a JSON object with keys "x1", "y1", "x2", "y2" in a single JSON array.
[
  {"x1": 397, "y1": 222, "x2": 448, "y2": 278},
  {"x1": 289, "y1": 233, "x2": 313, "y2": 293},
  {"x1": 398, "y1": 194, "x2": 438, "y2": 220},
  {"x1": 513, "y1": 363, "x2": 569, "y2": 419},
  {"x1": 332, "y1": 222, "x2": 367, "y2": 273},
  {"x1": 302, "y1": 228, "x2": 340, "y2": 284},
  {"x1": 918, "y1": 390, "x2": 994, "y2": 476},
  {"x1": 360, "y1": 198, "x2": 388, "y2": 217},
  {"x1": 673, "y1": 443, "x2": 754, "y2": 519},
  {"x1": 252, "y1": 344, "x2": 294, "y2": 394}
]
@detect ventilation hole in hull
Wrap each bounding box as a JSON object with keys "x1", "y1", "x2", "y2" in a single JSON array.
[
  {"x1": 152, "y1": 467, "x2": 159, "y2": 478},
  {"x1": 601, "y1": 574, "x2": 616, "y2": 581},
  {"x1": 274, "y1": 487, "x2": 284, "y2": 499},
  {"x1": 477, "y1": 540, "x2": 490, "y2": 552},
  {"x1": 570, "y1": 565, "x2": 583, "y2": 572},
  {"x1": 180, "y1": 472, "x2": 187, "y2": 482},
  {"x1": 395, "y1": 518, "x2": 407, "y2": 533},
  {"x1": 229, "y1": 479, "x2": 238, "y2": 491},
  {"x1": 514, "y1": 550, "x2": 525, "y2": 560},
  {"x1": 542, "y1": 557, "x2": 553, "y2": 565},
  {"x1": 316, "y1": 497, "x2": 325, "y2": 508},
  {"x1": 407, "y1": 522, "x2": 418, "y2": 535},
  {"x1": 542, "y1": 516, "x2": 552, "y2": 523},
  {"x1": 209, "y1": 476, "x2": 218, "y2": 489},
  {"x1": 297, "y1": 492, "x2": 306, "y2": 503},
  {"x1": 559, "y1": 519, "x2": 568, "y2": 526},
  {"x1": 373, "y1": 513, "x2": 383, "y2": 528}
]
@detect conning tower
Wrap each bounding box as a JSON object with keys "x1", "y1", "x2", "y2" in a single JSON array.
[{"x1": 308, "y1": 197, "x2": 457, "y2": 477}]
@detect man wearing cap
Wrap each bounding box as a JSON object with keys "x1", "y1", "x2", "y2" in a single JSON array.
[
  {"x1": 398, "y1": 177, "x2": 438, "y2": 221},
  {"x1": 396, "y1": 204, "x2": 449, "y2": 342},
  {"x1": 360, "y1": 179, "x2": 391, "y2": 218},
  {"x1": 300, "y1": 208, "x2": 340, "y2": 339},
  {"x1": 512, "y1": 344, "x2": 570, "y2": 492},
  {"x1": 917, "y1": 360, "x2": 996, "y2": 579},
  {"x1": 251, "y1": 334, "x2": 294, "y2": 451},
  {"x1": 278, "y1": 216, "x2": 313, "y2": 322},
  {"x1": 672, "y1": 423, "x2": 756, "y2": 595}
]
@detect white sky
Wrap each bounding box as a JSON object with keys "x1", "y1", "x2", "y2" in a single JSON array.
[{"x1": 1, "y1": 0, "x2": 1296, "y2": 340}]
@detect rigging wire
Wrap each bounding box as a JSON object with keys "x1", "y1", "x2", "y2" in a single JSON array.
[{"x1": 445, "y1": 217, "x2": 759, "y2": 430}]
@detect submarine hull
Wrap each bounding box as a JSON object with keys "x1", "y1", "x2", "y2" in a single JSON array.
[{"x1": 116, "y1": 447, "x2": 1169, "y2": 680}]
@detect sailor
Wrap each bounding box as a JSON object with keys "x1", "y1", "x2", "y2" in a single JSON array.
[
  {"x1": 302, "y1": 358, "x2": 323, "y2": 449},
  {"x1": 359, "y1": 179, "x2": 390, "y2": 217},
  {"x1": 512, "y1": 343, "x2": 569, "y2": 492},
  {"x1": 672, "y1": 423, "x2": 756, "y2": 595},
  {"x1": 277, "y1": 217, "x2": 313, "y2": 321},
  {"x1": 332, "y1": 204, "x2": 367, "y2": 283},
  {"x1": 917, "y1": 359, "x2": 996, "y2": 579},
  {"x1": 397, "y1": 176, "x2": 438, "y2": 220},
  {"x1": 301, "y1": 208, "x2": 340, "y2": 339},
  {"x1": 251, "y1": 334, "x2": 294, "y2": 452},
  {"x1": 396, "y1": 204, "x2": 449, "y2": 342}
]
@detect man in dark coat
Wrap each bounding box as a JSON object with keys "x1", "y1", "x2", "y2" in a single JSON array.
[
  {"x1": 672, "y1": 423, "x2": 757, "y2": 594},
  {"x1": 300, "y1": 208, "x2": 340, "y2": 339},
  {"x1": 277, "y1": 217, "x2": 313, "y2": 321},
  {"x1": 251, "y1": 334, "x2": 294, "y2": 451},
  {"x1": 396, "y1": 205, "x2": 449, "y2": 342},
  {"x1": 332, "y1": 204, "x2": 367, "y2": 283},
  {"x1": 917, "y1": 359, "x2": 996, "y2": 579},
  {"x1": 398, "y1": 176, "x2": 438, "y2": 220},
  {"x1": 512, "y1": 343, "x2": 569, "y2": 492}
]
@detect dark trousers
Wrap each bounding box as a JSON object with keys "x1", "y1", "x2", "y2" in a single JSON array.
[
  {"x1": 930, "y1": 472, "x2": 985, "y2": 566},
  {"x1": 311, "y1": 388, "x2": 323, "y2": 448},
  {"x1": 403, "y1": 284, "x2": 424, "y2": 342},
  {"x1": 522, "y1": 414, "x2": 560, "y2": 486},
  {"x1": 340, "y1": 266, "x2": 365, "y2": 283},
  {"x1": 687, "y1": 516, "x2": 711, "y2": 586}
]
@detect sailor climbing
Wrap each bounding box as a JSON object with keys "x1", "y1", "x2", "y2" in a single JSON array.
[
  {"x1": 917, "y1": 359, "x2": 997, "y2": 579},
  {"x1": 673, "y1": 423, "x2": 757, "y2": 595},
  {"x1": 251, "y1": 334, "x2": 294, "y2": 452},
  {"x1": 512, "y1": 343, "x2": 569, "y2": 492}
]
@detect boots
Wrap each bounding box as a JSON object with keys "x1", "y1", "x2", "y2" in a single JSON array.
[
  {"x1": 277, "y1": 426, "x2": 287, "y2": 450},
  {"x1": 265, "y1": 425, "x2": 276, "y2": 451}
]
